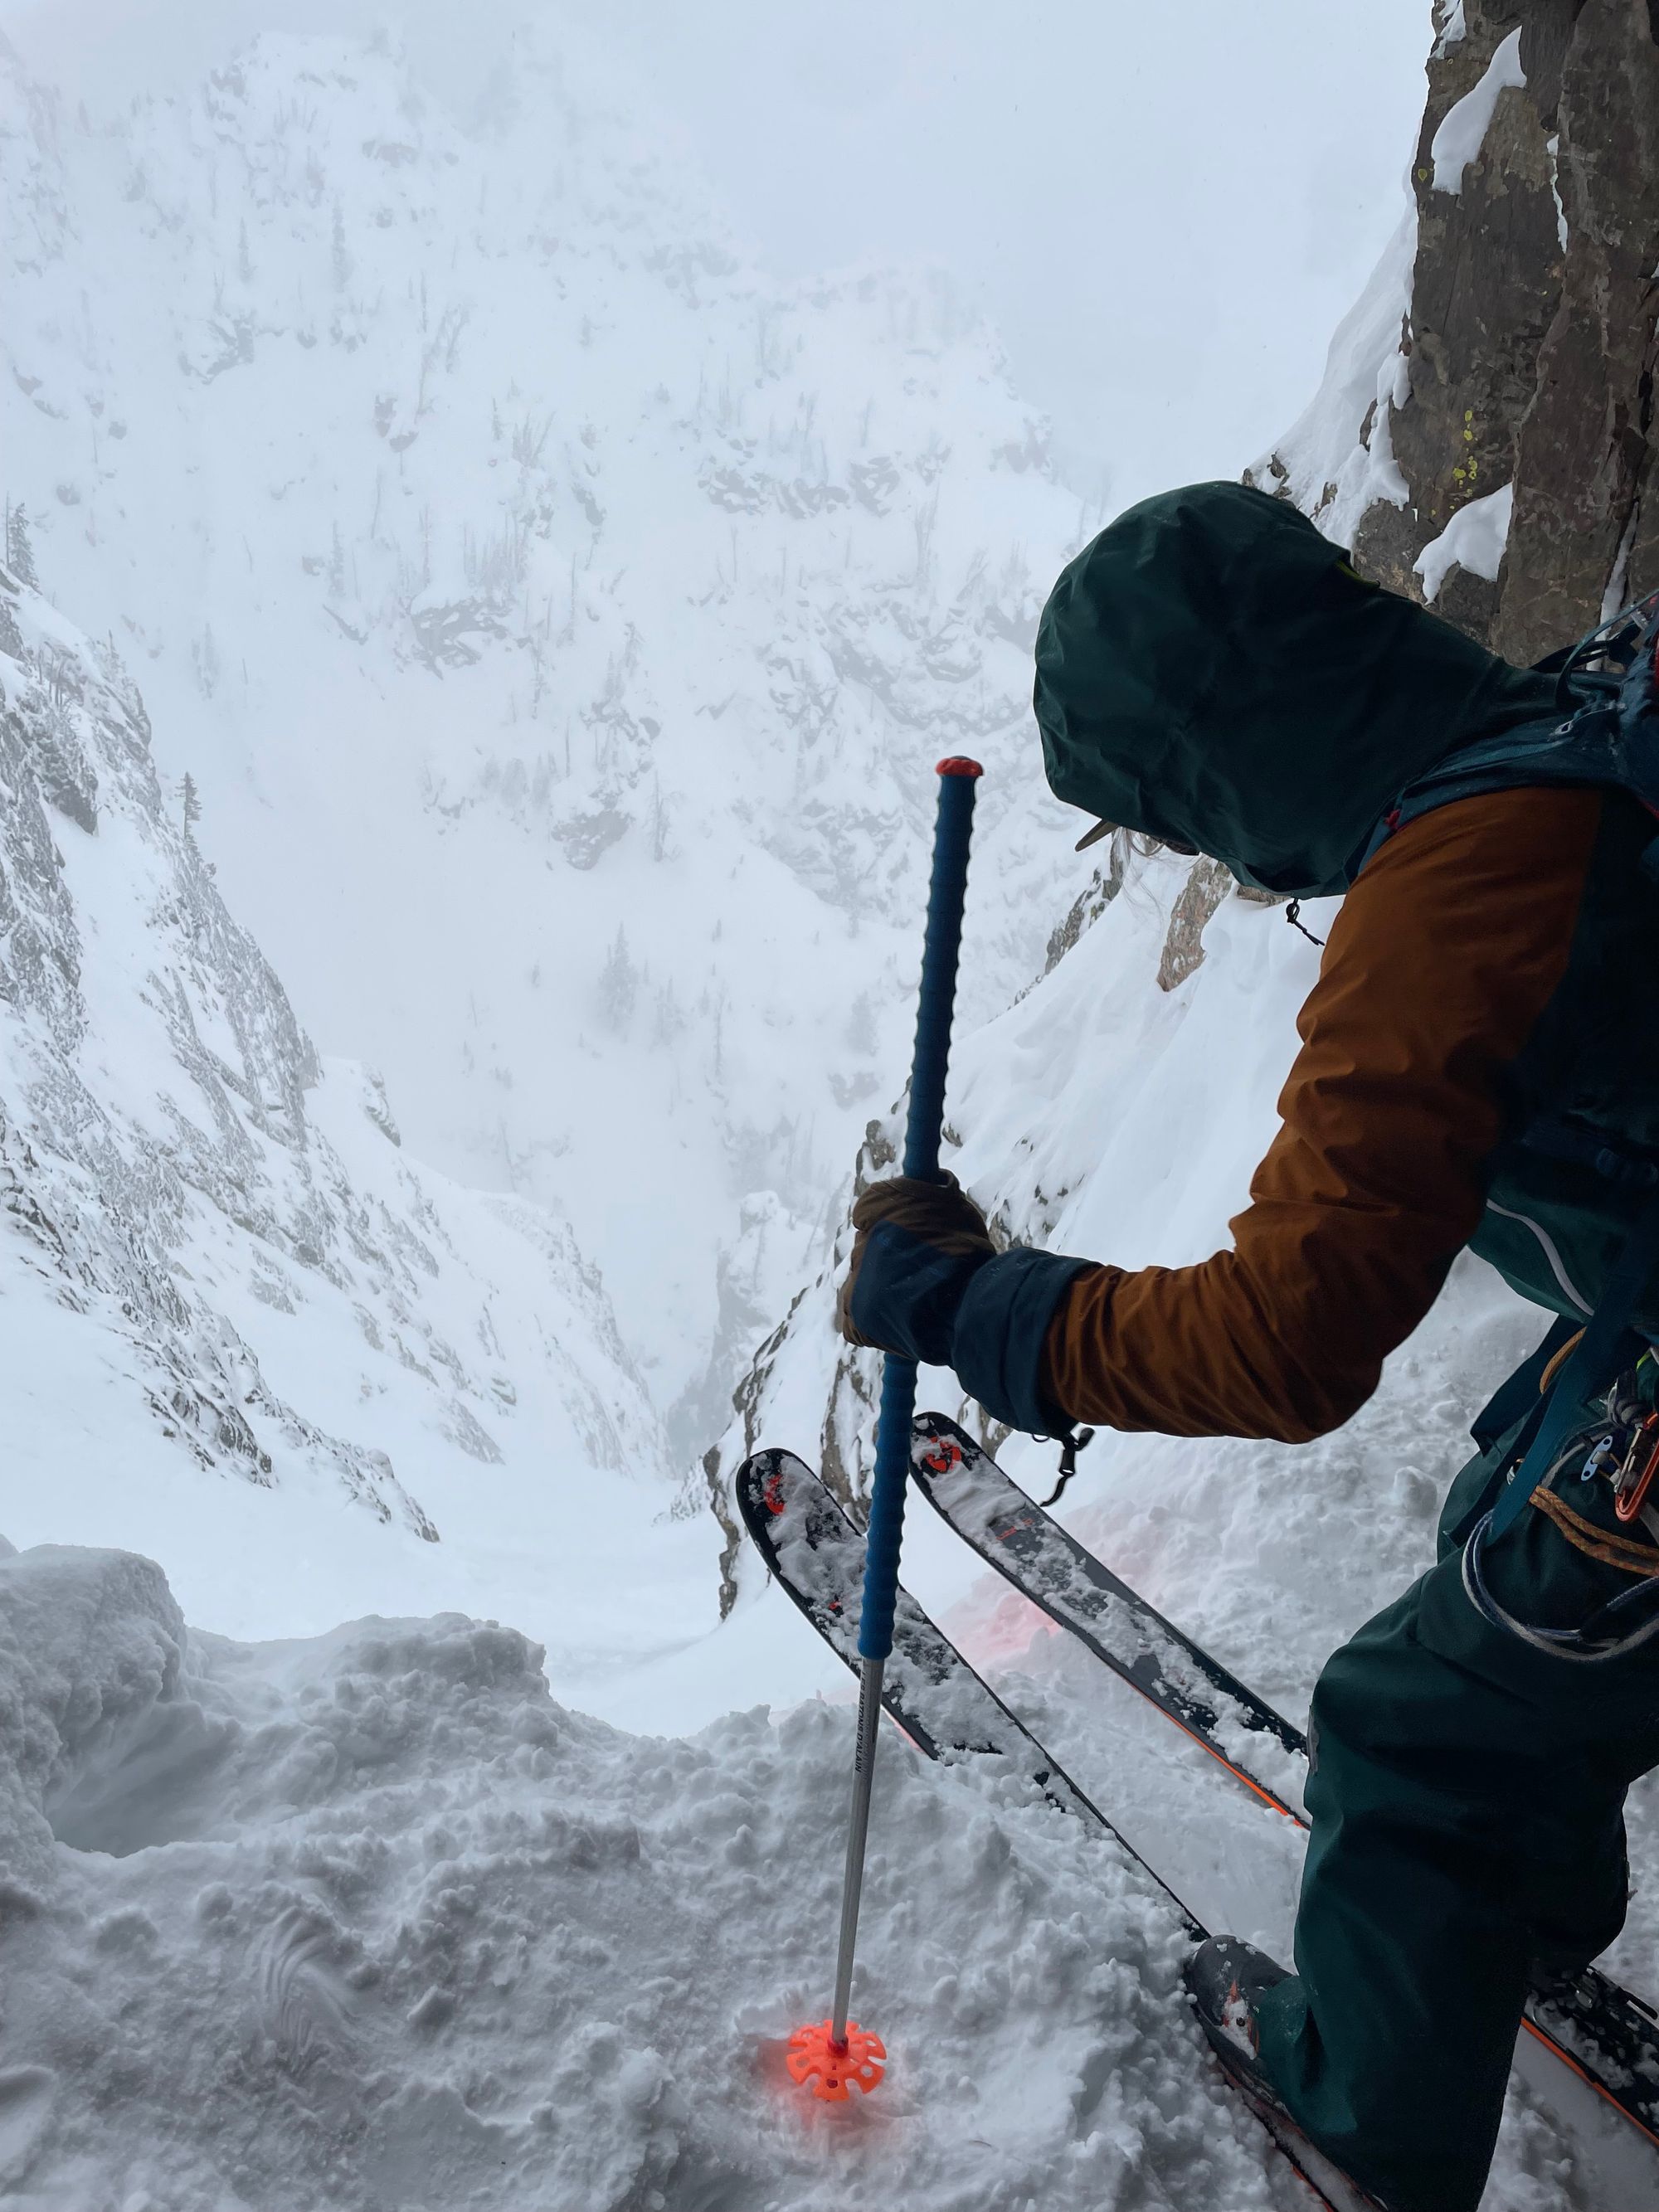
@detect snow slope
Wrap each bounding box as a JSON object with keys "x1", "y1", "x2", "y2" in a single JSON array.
[
  {"x1": 5, "y1": 18, "x2": 1657, "y2": 2208},
  {"x1": 3, "y1": 1466, "x2": 1648, "y2": 2211},
  {"x1": 0, "y1": 558, "x2": 718, "y2": 1710}
]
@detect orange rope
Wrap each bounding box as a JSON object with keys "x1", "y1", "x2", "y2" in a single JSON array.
[{"x1": 1532, "y1": 1485, "x2": 1659, "y2": 1575}]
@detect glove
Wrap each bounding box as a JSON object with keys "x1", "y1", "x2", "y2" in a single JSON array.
[
  {"x1": 839, "y1": 1174, "x2": 1098, "y2": 1443},
  {"x1": 836, "y1": 1174, "x2": 995, "y2": 1365}
]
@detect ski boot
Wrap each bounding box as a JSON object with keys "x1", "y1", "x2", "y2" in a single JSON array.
[{"x1": 1185, "y1": 1937, "x2": 1399, "y2": 2212}]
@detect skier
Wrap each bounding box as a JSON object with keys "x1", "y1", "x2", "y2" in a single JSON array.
[{"x1": 838, "y1": 479, "x2": 1659, "y2": 2212}]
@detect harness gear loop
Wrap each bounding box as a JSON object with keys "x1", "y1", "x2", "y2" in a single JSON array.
[
  {"x1": 1463, "y1": 1462, "x2": 1659, "y2": 1662},
  {"x1": 1461, "y1": 1340, "x2": 1659, "y2": 1662}
]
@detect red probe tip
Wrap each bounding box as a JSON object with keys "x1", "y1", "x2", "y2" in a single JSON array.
[
  {"x1": 786, "y1": 2019, "x2": 888, "y2": 2102},
  {"x1": 935, "y1": 756, "x2": 984, "y2": 778}
]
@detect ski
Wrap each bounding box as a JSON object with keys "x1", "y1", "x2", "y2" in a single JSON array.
[
  {"x1": 737, "y1": 1444, "x2": 1200, "y2": 1930},
  {"x1": 739, "y1": 1446, "x2": 1377, "y2": 2212},
  {"x1": 907, "y1": 1410, "x2": 1659, "y2": 2156}
]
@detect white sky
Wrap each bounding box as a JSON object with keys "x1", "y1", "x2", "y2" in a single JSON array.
[{"x1": 0, "y1": 0, "x2": 1430, "y2": 506}]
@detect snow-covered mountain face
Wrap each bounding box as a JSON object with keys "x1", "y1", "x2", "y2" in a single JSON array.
[
  {"x1": 1, "y1": 27, "x2": 1090, "y2": 1463},
  {"x1": 0, "y1": 562, "x2": 720, "y2": 1699}
]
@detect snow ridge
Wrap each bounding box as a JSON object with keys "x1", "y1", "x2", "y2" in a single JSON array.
[{"x1": 0, "y1": 566, "x2": 426, "y2": 1529}]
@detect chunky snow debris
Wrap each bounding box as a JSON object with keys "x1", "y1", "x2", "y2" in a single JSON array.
[{"x1": 0, "y1": 1537, "x2": 1312, "y2": 2212}]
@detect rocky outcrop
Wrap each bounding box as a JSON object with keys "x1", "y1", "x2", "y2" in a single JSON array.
[
  {"x1": 1259, "y1": 0, "x2": 1659, "y2": 662},
  {"x1": 1497, "y1": 1, "x2": 1659, "y2": 659},
  {"x1": 1156, "y1": 858, "x2": 1237, "y2": 994}
]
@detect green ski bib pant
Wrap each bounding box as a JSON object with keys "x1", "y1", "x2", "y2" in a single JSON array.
[{"x1": 1256, "y1": 1420, "x2": 1659, "y2": 2212}]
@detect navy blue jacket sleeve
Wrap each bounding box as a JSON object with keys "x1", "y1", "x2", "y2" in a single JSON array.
[{"x1": 951, "y1": 1247, "x2": 1094, "y2": 1434}]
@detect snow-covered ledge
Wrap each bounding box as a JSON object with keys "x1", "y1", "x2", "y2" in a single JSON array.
[
  {"x1": 1430, "y1": 27, "x2": 1526, "y2": 193},
  {"x1": 1413, "y1": 483, "x2": 1514, "y2": 603}
]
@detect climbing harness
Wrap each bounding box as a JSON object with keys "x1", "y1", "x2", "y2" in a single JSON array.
[{"x1": 1462, "y1": 1351, "x2": 1659, "y2": 1664}]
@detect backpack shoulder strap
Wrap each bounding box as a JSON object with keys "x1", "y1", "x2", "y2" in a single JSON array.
[{"x1": 1357, "y1": 590, "x2": 1659, "y2": 877}]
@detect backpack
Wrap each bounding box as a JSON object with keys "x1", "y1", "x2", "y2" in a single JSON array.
[
  {"x1": 1369, "y1": 585, "x2": 1659, "y2": 863},
  {"x1": 1369, "y1": 586, "x2": 1659, "y2": 1544}
]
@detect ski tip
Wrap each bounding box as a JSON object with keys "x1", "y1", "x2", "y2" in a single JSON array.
[
  {"x1": 912, "y1": 1412, "x2": 972, "y2": 1480},
  {"x1": 786, "y1": 2019, "x2": 887, "y2": 2102},
  {"x1": 738, "y1": 1449, "x2": 793, "y2": 1519}
]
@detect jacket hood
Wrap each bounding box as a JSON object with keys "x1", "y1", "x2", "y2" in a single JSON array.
[{"x1": 1034, "y1": 480, "x2": 1559, "y2": 898}]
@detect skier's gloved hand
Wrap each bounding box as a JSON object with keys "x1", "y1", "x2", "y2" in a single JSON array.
[
  {"x1": 836, "y1": 1174, "x2": 994, "y2": 1365},
  {"x1": 839, "y1": 1176, "x2": 1099, "y2": 1444}
]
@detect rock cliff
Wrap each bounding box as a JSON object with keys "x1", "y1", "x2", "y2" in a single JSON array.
[{"x1": 1258, "y1": 0, "x2": 1659, "y2": 659}]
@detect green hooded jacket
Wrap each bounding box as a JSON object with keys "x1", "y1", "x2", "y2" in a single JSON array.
[{"x1": 1034, "y1": 480, "x2": 1557, "y2": 897}]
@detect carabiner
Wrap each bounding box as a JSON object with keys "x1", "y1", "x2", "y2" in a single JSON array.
[{"x1": 1614, "y1": 1412, "x2": 1659, "y2": 1525}]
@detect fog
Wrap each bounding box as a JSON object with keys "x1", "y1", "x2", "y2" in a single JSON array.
[{"x1": 1, "y1": 0, "x2": 1428, "y2": 505}]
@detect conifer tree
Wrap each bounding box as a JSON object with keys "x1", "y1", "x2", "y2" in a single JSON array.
[
  {"x1": 599, "y1": 928, "x2": 639, "y2": 1032},
  {"x1": 5, "y1": 502, "x2": 39, "y2": 591}
]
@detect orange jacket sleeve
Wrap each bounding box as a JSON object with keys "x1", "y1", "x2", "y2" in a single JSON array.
[{"x1": 1040, "y1": 785, "x2": 1602, "y2": 1442}]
